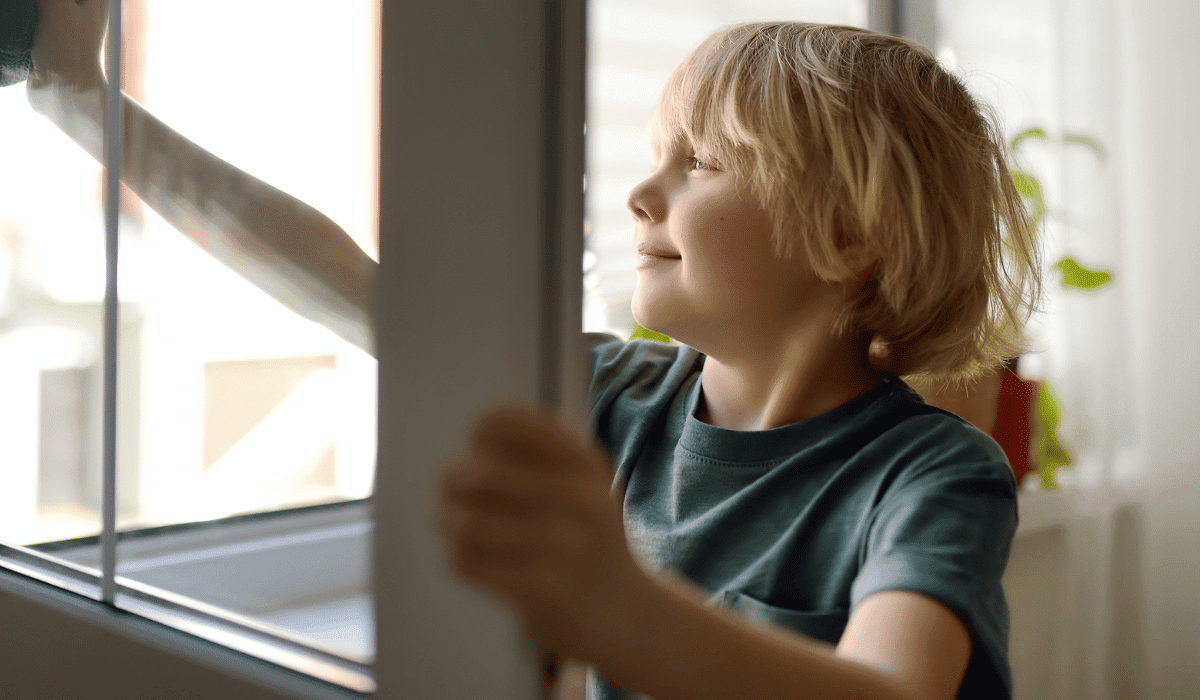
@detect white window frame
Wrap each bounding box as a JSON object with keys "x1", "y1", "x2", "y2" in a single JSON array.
[
  {"x1": 0, "y1": 0, "x2": 585, "y2": 697},
  {"x1": 30, "y1": 500, "x2": 372, "y2": 658}
]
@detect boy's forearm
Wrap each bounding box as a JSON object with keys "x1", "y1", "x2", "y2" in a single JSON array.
[
  {"x1": 29, "y1": 78, "x2": 378, "y2": 354},
  {"x1": 590, "y1": 573, "x2": 910, "y2": 700},
  {"x1": 121, "y1": 92, "x2": 379, "y2": 353}
]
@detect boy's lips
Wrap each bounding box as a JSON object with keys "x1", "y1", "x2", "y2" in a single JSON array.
[
  {"x1": 636, "y1": 247, "x2": 681, "y2": 269},
  {"x1": 636, "y1": 245, "x2": 680, "y2": 259}
]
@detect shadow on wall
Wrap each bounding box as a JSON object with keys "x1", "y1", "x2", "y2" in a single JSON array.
[
  {"x1": 1006, "y1": 524, "x2": 1067, "y2": 698},
  {"x1": 1004, "y1": 499, "x2": 1151, "y2": 700},
  {"x1": 1108, "y1": 504, "x2": 1151, "y2": 699}
]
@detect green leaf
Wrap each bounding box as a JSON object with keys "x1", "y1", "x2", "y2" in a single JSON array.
[
  {"x1": 629, "y1": 324, "x2": 673, "y2": 343},
  {"x1": 1034, "y1": 382, "x2": 1072, "y2": 489},
  {"x1": 1056, "y1": 256, "x2": 1114, "y2": 290},
  {"x1": 1010, "y1": 127, "x2": 1048, "y2": 153},
  {"x1": 1063, "y1": 133, "x2": 1108, "y2": 163},
  {"x1": 1011, "y1": 171, "x2": 1043, "y2": 202},
  {"x1": 1011, "y1": 171, "x2": 1046, "y2": 226}
]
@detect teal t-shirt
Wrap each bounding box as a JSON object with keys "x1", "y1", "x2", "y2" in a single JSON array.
[{"x1": 584, "y1": 333, "x2": 1017, "y2": 700}]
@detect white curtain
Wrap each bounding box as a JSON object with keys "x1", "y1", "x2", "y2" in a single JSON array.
[{"x1": 944, "y1": 1, "x2": 1200, "y2": 697}]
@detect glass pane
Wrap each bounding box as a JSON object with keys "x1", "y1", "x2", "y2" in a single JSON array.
[
  {"x1": 0, "y1": 41, "x2": 107, "y2": 550},
  {"x1": 584, "y1": 0, "x2": 866, "y2": 335},
  {"x1": 111, "y1": 0, "x2": 377, "y2": 663},
  {"x1": 120, "y1": 0, "x2": 378, "y2": 522}
]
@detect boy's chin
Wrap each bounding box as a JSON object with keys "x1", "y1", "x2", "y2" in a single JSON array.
[
  {"x1": 632, "y1": 291, "x2": 709, "y2": 345},
  {"x1": 633, "y1": 290, "x2": 676, "y2": 329},
  {"x1": 630, "y1": 305, "x2": 671, "y2": 340}
]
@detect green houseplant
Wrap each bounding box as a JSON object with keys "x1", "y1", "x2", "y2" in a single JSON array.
[
  {"x1": 898, "y1": 127, "x2": 1114, "y2": 488},
  {"x1": 1007, "y1": 127, "x2": 1114, "y2": 488}
]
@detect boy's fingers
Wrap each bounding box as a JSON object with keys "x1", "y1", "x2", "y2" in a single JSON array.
[
  {"x1": 31, "y1": 0, "x2": 107, "y2": 75},
  {"x1": 441, "y1": 458, "x2": 566, "y2": 514},
  {"x1": 471, "y1": 406, "x2": 608, "y2": 475},
  {"x1": 472, "y1": 407, "x2": 570, "y2": 460},
  {"x1": 439, "y1": 502, "x2": 590, "y2": 559}
]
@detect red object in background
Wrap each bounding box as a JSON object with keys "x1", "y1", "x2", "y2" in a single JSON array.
[{"x1": 991, "y1": 370, "x2": 1039, "y2": 483}]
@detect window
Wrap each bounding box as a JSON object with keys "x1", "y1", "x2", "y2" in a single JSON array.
[
  {"x1": 1, "y1": 0, "x2": 379, "y2": 549},
  {"x1": 105, "y1": 1, "x2": 379, "y2": 660},
  {"x1": 0, "y1": 0, "x2": 586, "y2": 696},
  {"x1": 1, "y1": 0, "x2": 382, "y2": 692}
]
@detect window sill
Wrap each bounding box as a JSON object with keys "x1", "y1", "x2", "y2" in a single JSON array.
[
  {"x1": 4, "y1": 499, "x2": 374, "y2": 692},
  {"x1": 1016, "y1": 478, "x2": 1147, "y2": 538}
]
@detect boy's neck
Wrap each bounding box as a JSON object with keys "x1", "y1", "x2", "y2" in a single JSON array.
[{"x1": 695, "y1": 333, "x2": 883, "y2": 432}]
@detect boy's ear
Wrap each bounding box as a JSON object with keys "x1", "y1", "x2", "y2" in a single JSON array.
[
  {"x1": 832, "y1": 245, "x2": 879, "y2": 303},
  {"x1": 840, "y1": 243, "x2": 878, "y2": 281},
  {"x1": 832, "y1": 221, "x2": 877, "y2": 281}
]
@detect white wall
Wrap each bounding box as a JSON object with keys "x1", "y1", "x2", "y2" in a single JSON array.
[
  {"x1": 1119, "y1": 0, "x2": 1200, "y2": 696},
  {"x1": 940, "y1": 0, "x2": 1200, "y2": 696}
]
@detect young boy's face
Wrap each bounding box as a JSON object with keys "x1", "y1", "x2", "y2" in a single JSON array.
[{"x1": 628, "y1": 138, "x2": 842, "y2": 355}]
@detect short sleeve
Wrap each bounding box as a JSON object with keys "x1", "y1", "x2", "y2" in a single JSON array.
[
  {"x1": 583, "y1": 332, "x2": 698, "y2": 444},
  {"x1": 851, "y1": 459, "x2": 1018, "y2": 699},
  {"x1": 584, "y1": 331, "x2": 626, "y2": 393}
]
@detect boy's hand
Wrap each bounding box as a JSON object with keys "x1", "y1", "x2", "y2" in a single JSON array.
[
  {"x1": 437, "y1": 406, "x2": 649, "y2": 661},
  {"x1": 28, "y1": 0, "x2": 107, "y2": 97}
]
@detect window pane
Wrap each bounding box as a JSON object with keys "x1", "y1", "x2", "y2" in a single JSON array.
[
  {"x1": 119, "y1": 0, "x2": 378, "y2": 525},
  {"x1": 584, "y1": 0, "x2": 866, "y2": 335},
  {"x1": 0, "y1": 58, "x2": 107, "y2": 550},
  {"x1": 111, "y1": 0, "x2": 377, "y2": 662}
]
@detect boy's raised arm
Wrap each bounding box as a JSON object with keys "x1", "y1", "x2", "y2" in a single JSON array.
[{"x1": 26, "y1": 0, "x2": 378, "y2": 354}]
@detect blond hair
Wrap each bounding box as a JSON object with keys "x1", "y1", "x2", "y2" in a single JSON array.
[{"x1": 651, "y1": 22, "x2": 1042, "y2": 383}]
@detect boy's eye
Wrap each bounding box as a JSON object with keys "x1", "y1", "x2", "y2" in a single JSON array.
[{"x1": 690, "y1": 156, "x2": 714, "y2": 171}]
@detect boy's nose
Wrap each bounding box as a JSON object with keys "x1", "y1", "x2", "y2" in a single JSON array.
[{"x1": 627, "y1": 177, "x2": 665, "y2": 223}]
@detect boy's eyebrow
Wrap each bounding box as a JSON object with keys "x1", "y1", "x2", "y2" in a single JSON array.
[
  {"x1": 648, "y1": 139, "x2": 674, "y2": 167},
  {"x1": 649, "y1": 135, "x2": 693, "y2": 162}
]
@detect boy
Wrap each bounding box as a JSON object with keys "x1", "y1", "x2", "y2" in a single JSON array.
[{"x1": 438, "y1": 23, "x2": 1039, "y2": 700}]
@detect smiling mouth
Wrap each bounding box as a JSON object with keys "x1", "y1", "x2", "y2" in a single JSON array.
[
  {"x1": 636, "y1": 247, "x2": 680, "y2": 259},
  {"x1": 636, "y1": 251, "x2": 680, "y2": 268}
]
